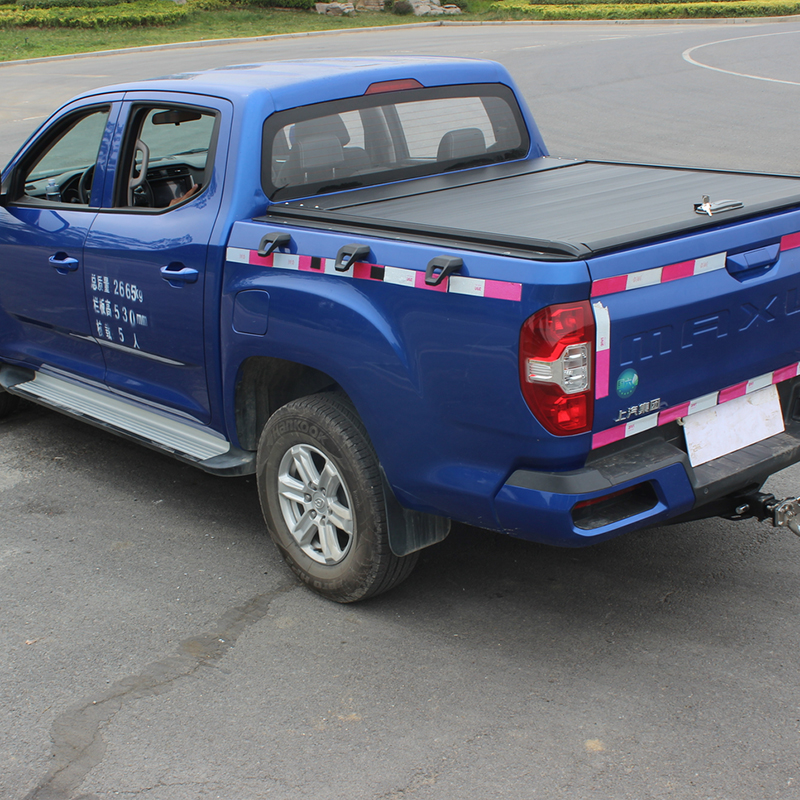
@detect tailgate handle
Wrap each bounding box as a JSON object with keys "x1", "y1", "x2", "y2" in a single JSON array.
[
  {"x1": 425, "y1": 256, "x2": 462, "y2": 286},
  {"x1": 257, "y1": 232, "x2": 291, "y2": 258},
  {"x1": 335, "y1": 244, "x2": 371, "y2": 272},
  {"x1": 726, "y1": 243, "x2": 780, "y2": 278}
]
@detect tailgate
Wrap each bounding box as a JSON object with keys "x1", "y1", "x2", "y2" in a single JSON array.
[{"x1": 589, "y1": 208, "x2": 800, "y2": 451}]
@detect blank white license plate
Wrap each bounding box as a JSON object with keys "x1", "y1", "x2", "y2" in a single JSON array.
[{"x1": 683, "y1": 384, "x2": 784, "y2": 468}]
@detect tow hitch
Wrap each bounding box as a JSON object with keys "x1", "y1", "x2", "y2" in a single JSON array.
[{"x1": 728, "y1": 492, "x2": 800, "y2": 536}]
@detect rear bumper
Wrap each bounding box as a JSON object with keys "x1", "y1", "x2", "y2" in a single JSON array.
[{"x1": 493, "y1": 421, "x2": 800, "y2": 547}]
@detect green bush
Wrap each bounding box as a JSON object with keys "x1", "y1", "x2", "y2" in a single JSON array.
[
  {"x1": 392, "y1": 0, "x2": 413, "y2": 11},
  {"x1": 248, "y1": 0, "x2": 315, "y2": 8},
  {"x1": 184, "y1": 0, "x2": 228, "y2": 9},
  {"x1": 0, "y1": 0, "x2": 188, "y2": 27},
  {"x1": 491, "y1": 0, "x2": 800, "y2": 14},
  {"x1": 494, "y1": 0, "x2": 791, "y2": 5},
  {"x1": 227, "y1": 0, "x2": 315, "y2": 7},
  {"x1": 19, "y1": 0, "x2": 131, "y2": 9}
]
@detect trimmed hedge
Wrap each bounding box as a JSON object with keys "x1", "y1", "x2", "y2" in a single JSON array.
[
  {"x1": 497, "y1": 0, "x2": 781, "y2": 4},
  {"x1": 1, "y1": 0, "x2": 795, "y2": 29},
  {"x1": 0, "y1": 0, "x2": 187, "y2": 26},
  {"x1": 19, "y1": 0, "x2": 132, "y2": 8},
  {"x1": 0, "y1": 0, "x2": 318, "y2": 27},
  {"x1": 491, "y1": 0, "x2": 800, "y2": 14},
  {"x1": 181, "y1": 0, "x2": 228, "y2": 8},
  {"x1": 238, "y1": 0, "x2": 315, "y2": 7}
]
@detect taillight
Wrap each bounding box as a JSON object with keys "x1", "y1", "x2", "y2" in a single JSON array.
[{"x1": 519, "y1": 301, "x2": 595, "y2": 435}]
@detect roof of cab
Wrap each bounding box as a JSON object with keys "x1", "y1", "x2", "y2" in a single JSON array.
[{"x1": 75, "y1": 57, "x2": 513, "y2": 110}]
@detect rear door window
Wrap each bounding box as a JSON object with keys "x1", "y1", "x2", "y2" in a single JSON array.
[{"x1": 114, "y1": 105, "x2": 218, "y2": 209}]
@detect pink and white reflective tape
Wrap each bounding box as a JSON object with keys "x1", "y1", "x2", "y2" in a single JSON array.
[
  {"x1": 590, "y1": 231, "x2": 800, "y2": 299},
  {"x1": 591, "y1": 362, "x2": 800, "y2": 450},
  {"x1": 226, "y1": 247, "x2": 523, "y2": 302},
  {"x1": 593, "y1": 300, "x2": 611, "y2": 400},
  {"x1": 782, "y1": 231, "x2": 800, "y2": 252},
  {"x1": 591, "y1": 252, "x2": 726, "y2": 298}
]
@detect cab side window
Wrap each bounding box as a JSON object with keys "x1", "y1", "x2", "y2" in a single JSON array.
[
  {"x1": 21, "y1": 107, "x2": 110, "y2": 205},
  {"x1": 117, "y1": 106, "x2": 217, "y2": 210}
]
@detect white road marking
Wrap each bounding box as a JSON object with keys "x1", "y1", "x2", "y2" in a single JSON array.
[{"x1": 682, "y1": 30, "x2": 800, "y2": 86}]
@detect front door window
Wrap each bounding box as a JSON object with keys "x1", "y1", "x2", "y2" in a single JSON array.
[{"x1": 22, "y1": 108, "x2": 110, "y2": 205}]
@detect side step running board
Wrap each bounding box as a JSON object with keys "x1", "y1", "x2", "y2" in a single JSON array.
[{"x1": 2, "y1": 367, "x2": 255, "y2": 476}]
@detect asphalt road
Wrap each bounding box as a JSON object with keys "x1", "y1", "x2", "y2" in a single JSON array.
[{"x1": 2, "y1": 19, "x2": 800, "y2": 800}]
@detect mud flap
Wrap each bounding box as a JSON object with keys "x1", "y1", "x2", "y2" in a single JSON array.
[{"x1": 381, "y1": 468, "x2": 451, "y2": 557}]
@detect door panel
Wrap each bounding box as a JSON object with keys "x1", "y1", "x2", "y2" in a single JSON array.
[
  {"x1": 0, "y1": 206, "x2": 102, "y2": 377},
  {"x1": 0, "y1": 102, "x2": 119, "y2": 380},
  {"x1": 83, "y1": 96, "x2": 231, "y2": 423},
  {"x1": 84, "y1": 205, "x2": 215, "y2": 419}
]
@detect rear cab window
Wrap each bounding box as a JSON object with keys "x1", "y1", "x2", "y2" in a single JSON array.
[{"x1": 262, "y1": 83, "x2": 529, "y2": 201}]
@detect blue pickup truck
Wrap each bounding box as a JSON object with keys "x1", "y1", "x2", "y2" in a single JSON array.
[{"x1": 2, "y1": 57, "x2": 800, "y2": 601}]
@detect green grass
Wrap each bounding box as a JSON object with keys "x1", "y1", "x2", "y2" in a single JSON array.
[
  {"x1": 0, "y1": 0, "x2": 796, "y2": 63},
  {"x1": 0, "y1": 5, "x2": 449, "y2": 62},
  {"x1": 0, "y1": 3, "x2": 506, "y2": 62}
]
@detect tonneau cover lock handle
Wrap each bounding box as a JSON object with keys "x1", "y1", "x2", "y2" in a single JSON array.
[
  {"x1": 425, "y1": 256, "x2": 463, "y2": 286},
  {"x1": 694, "y1": 195, "x2": 743, "y2": 216},
  {"x1": 335, "y1": 244, "x2": 371, "y2": 272},
  {"x1": 257, "y1": 232, "x2": 291, "y2": 258}
]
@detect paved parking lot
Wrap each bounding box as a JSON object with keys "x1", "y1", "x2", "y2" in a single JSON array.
[{"x1": 3, "y1": 19, "x2": 800, "y2": 799}]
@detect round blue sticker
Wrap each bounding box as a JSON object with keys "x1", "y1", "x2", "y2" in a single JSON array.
[{"x1": 616, "y1": 369, "x2": 639, "y2": 399}]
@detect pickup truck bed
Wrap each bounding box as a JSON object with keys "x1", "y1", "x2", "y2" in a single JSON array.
[{"x1": 270, "y1": 157, "x2": 800, "y2": 258}]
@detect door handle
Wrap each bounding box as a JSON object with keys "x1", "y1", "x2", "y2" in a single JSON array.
[
  {"x1": 49, "y1": 254, "x2": 79, "y2": 275},
  {"x1": 160, "y1": 265, "x2": 199, "y2": 288}
]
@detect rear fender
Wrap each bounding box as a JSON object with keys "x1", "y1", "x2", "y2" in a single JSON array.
[{"x1": 222, "y1": 219, "x2": 593, "y2": 527}]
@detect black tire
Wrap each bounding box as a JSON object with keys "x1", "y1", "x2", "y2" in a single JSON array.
[
  {"x1": 0, "y1": 388, "x2": 19, "y2": 419},
  {"x1": 257, "y1": 393, "x2": 418, "y2": 603}
]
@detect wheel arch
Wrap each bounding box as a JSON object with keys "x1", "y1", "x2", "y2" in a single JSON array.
[
  {"x1": 238, "y1": 357, "x2": 451, "y2": 563},
  {"x1": 234, "y1": 355, "x2": 341, "y2": 451}
]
